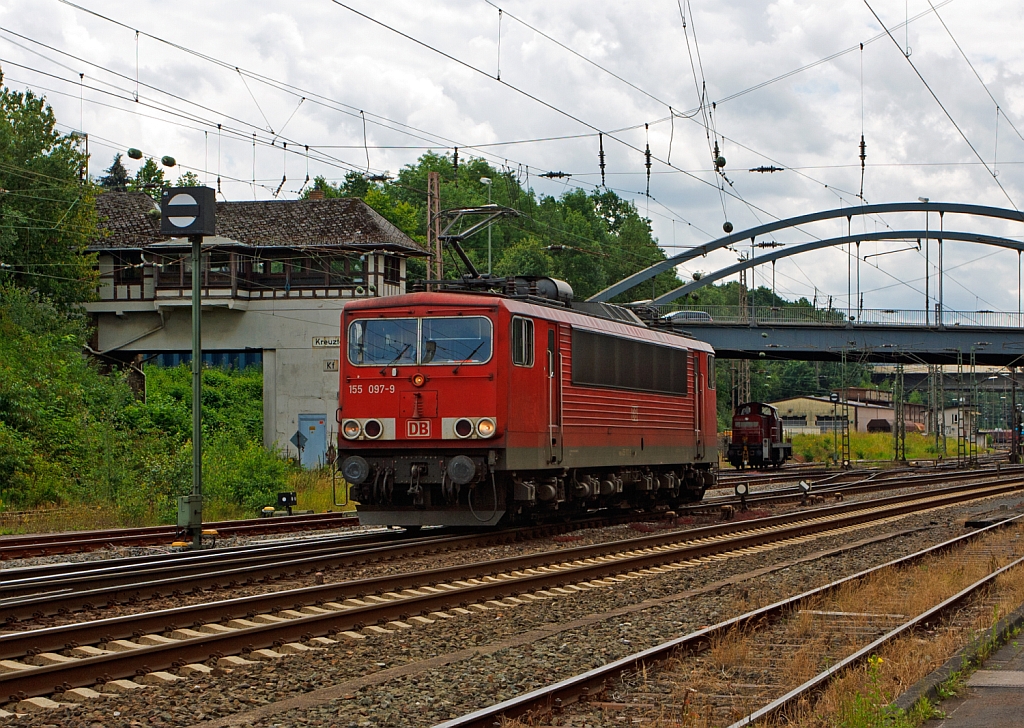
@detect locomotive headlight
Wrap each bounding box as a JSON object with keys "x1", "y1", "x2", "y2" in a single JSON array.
[
  {"x1": 476, "y1": 417, "x2": 496, "y2": 438},
  {"x1": 363, "y1": 419, "x2": 383, "y2": 439},
  {"x1": 454, "y1": 418, "x2": 474, "y2": 439},
  {"x1": 342, "y1": 419, "x2": 362, "y2": 440},
  {"x1": 411, "y1": 373, "x2": 426, "y2": 387}
]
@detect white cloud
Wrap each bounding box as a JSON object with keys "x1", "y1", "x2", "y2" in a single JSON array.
[{"x1": 1, "y1": 0, "x2": 1023, "y2": 311}]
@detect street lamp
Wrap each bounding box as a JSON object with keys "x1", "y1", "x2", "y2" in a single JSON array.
[{"x1": 480, "y1": 177, "x2": 492, "y2": 274}]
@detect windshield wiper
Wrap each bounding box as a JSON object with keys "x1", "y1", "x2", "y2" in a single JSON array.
[
  {"x1": 379, "y1": 344, "x2": 411, "y2": 375},
  {"x1": 451, "y1": 341, "x2": 485, "y2": 374}
]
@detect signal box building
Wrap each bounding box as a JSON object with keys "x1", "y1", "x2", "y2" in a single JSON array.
[{"x1": 85, "y1": 191, "x2": 427, "y2": 466}]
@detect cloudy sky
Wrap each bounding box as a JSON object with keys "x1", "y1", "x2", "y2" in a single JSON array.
[{"x1": 3, "y1": 0, "x2": 1024, "y2": 312}]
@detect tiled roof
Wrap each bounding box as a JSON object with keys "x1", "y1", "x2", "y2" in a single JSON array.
[
  {"x1": 91, "y1": 192, "x2": 426, "y2": 254},
  {"x1": 93, "y1": 192, "x2": 165, "y2": 248}
]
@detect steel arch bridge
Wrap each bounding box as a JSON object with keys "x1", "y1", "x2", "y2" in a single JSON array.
[
  {"x1": 589, "y1": 201, "x2": 1024, "y2": 305},
  {"x1": 588, "y1": 202, "x2": 1024, "y2": 365}
]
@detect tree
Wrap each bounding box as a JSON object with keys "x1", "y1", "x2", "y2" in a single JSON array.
[
  {"x1": 0, "y1": 75, "x2": 97, "y2": 306},
  {"x1": 301, "y1": 153, "x2": 684, "y2": 295},
  {"x1": 175, "y1": 171, "x2": 201, "y2": 187},
  {"x1": 494, "y1": 236, "x2": 553, "y2": 277},
  {"x1": 128, "y1": 158, "x2": 167, "y2": 201},
  {"x1": 99, "y1": 153, "x2": 130, "y2": 191}
]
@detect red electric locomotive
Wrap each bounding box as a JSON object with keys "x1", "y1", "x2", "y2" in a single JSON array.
[
  {"x1": 727, "y1": 401, "x2": 793, "y2": 469},
  {"x1": 337, "y1": 279, "x2": 718, "y2": 527}
]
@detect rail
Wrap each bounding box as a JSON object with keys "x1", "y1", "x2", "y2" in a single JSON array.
[
  {"x1": 3, "y1": 481, "x2": 1021, "y2": 703},
  {"x1": 434, "y1": 510, "x2": 1024, "y2": 728}
]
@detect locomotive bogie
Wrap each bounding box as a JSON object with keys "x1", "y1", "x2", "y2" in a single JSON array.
[{"x1": 348, "y1": 456, "x2": 712, "y2": 527}]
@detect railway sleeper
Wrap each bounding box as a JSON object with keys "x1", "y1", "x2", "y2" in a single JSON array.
[{"x1": 4, "y1": 488, "x2": 1018, "y2": 713}]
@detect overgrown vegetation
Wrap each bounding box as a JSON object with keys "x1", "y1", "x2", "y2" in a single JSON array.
[
  {"x1": 0, "y1": 285, "x2": 291, "y2": 524},
  {"x1": 789, "y1": 432, "x2": 958, "y2": 463}
]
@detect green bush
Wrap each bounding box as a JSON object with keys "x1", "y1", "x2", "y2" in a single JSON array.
[
  {"x1": 791, "y1": 432, "x2": 958, "y2": 463},
  {"x1": 202, "y1": 431, "x2": 289, "y2": 515},
  {"x1": 0, "y1": 285, "x2": 291, "y2": 524}
]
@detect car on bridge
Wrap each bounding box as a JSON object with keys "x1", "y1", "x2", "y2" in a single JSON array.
[{"x1": 662, "y1": 310, "x2": 714, "y2": 325}]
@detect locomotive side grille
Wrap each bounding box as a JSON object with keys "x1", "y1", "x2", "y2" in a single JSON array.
[
  {"x1": 561, "y1": 327, "x2": 697, "y2": 431},
  {"x1": 571, "y1": 329, "x2": 688, "y2": 395}
]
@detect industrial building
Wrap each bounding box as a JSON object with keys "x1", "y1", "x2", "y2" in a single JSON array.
[{"x1": 770, "y1": 388, "x2": 926, "y2": 434}]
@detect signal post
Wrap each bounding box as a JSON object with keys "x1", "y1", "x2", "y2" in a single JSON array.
[{"x1": 160, "y1": 187, "x2": 217, "y2": 548}]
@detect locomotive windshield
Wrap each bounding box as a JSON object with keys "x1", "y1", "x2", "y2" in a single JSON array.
[
  {"x1": 347, "y1": 316, "x2": 492, "y2": 366},
  {"x1": 421, "y1": 317, "x2": 492, "y2": 364},
  {"x1": 348, "y1": 318, "x2": 418, "y2": 365}
]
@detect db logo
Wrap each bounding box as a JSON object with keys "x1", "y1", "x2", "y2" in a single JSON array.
[{"x1": 406, "y1": 420, "x2": 431, "y2": 438}]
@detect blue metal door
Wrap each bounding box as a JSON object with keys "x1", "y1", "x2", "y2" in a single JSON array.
[{"x1": 297, "y1": 414, "x2": 327, "y2": 468}]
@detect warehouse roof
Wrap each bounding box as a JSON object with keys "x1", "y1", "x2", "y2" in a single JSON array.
[{"x1": 91, "y1": 192, "x2": 426, "y2": 254}]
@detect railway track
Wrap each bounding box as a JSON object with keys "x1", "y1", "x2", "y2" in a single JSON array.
[
  {"x1": 698, "y1": 464, "x2": 1024, "y2": 511},
  {"x1": 1, "y1": 476, "x2": 1021, "y2": 708},
  {"x1": 4, "y1": 467, "x2": 1019, "y2": 624},
  {"x1": 0, "y1": 511, "x2": 360, "y2": 560},
  {"x1": 0, "y1": 460, "x2": 1007, "y2": 563},
  {"x1": 0, "y1": 466, "x2": 1010, "y2": 620},
  {"x1": 434, "y1": 512, "x2": 1024, "y2": 728},
  {"x1": 714, "y1": 453, "x2": 1007, "y2": 490},
  {"x1": 0, "y1": 511, "x2": 688, "y2": 622}
]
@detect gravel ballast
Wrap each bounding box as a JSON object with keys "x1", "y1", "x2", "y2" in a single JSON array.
[{"x1": 3, "y1": 492, "x2": 1022, "y2": 727}]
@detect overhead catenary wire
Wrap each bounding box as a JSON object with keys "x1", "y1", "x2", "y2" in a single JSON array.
[
  {"x1": 45, "y1": 0, "x2": 947, "y2": 218},
  {"x1": 326, "y1": 0, "x2": 789, "y2": 221},
  {"x1": 17, "y1": 5, "x2": 880, "y2": 226},
  {"x1": 16, "y1": 0, "x2": 1007, "y2": 309},
  {"x1": 862, "y1": 0, "x2": 1019, "y2": 211},
  {"x1": 6, "y1": 18, "x2": 672, "y2": 220}
]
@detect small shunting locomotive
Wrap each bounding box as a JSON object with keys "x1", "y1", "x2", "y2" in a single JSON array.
[{"x1": 727, "y1": 401, "x2": 793, "y2": 469}]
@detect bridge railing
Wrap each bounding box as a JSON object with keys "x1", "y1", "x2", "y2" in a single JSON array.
[{"x1": 649, "y1": 305, "x2": 1024, "y2": 329}]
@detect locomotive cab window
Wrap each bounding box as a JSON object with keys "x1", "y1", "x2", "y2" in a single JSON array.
[
  {"x1": 708, "y1": 354, "x2": 716, "y2": 388},
  {"x1": 421, "y1": 316, "x2": 492, "y2": 365},
  {"x1": 348, "y1": 318, "x2": 418, "y2": 366},
  {"x1": 511, "y1": 317, "x2": 534, "y2": 367}
]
